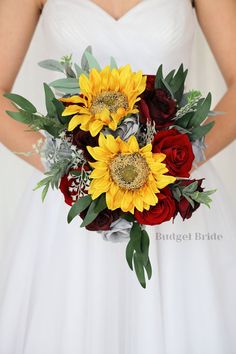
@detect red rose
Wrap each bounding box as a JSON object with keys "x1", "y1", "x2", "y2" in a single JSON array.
[
  {"x1": 176, "y1": 179, "x2": 204, "y2": 220},
  {"x1": 71, "y1": 127, "x2": 99, "y2": 161},
  {"x1": 152, "y1": 129, "x2": 194, "y2": 178},
  {"x1": 80, "y1": 208, "x2": 120, "y2": 231},
  {"x1": 134, "y1": 187, "x2": 176, "y2": 225},
  {"x1": 59, "y1": 165, "x2": 90, "y2": 206},
  {"x1": 138, "y1": 87, "x2": 177, "y2": 129}
]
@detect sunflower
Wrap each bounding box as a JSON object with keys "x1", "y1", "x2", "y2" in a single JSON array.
[
  {"x1": 59, "y1": 65, "x2": 146, "y2": 137},
  {"x1": 87, "y1": 134, "x2": 176, "y2": 214}
]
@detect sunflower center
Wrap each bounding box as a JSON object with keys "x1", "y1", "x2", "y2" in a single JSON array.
[
  {"x1": 90, "y1": 91, "x2": 129, "y2": 114},
  {"x1": 109, "y1": 153, "x2": 150, "y2": 190}
]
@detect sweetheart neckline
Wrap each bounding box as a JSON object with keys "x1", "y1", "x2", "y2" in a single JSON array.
[{"x1": 42, "y1": 0, "x2": 158, "y2": 24}]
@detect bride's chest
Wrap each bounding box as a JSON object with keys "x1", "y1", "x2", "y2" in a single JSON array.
[{"x1": 40, "y1": 0, "x2": 196, "y2": 72}]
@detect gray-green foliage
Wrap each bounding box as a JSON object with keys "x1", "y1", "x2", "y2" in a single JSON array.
[{"x1": 172, "y1": 181, "x2": 216, "y2": 209}]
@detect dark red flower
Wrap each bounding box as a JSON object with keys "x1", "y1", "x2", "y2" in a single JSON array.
[
  {"x1": 134, "y1": 187, "x2": 176, "y2": 225},
  {"x1": 59, "y1": 165, "x2": 90, "y2": 206},
  {"x1": 145, "y1": 75, "x2": 155, "y2": 91},
  {"x1": 80, "y1": 208, "x2": 120, "y2": 231},
  {"x1": 152, "y1": 129, "x2": 195, "y2": 178},
  {"x1": 71, "y1": 127, "x2": 99, "y2": 161},
  {"x1": 176, "y1": 179, "x2": 204, "y2": 220},
  {"x1": 138, "y1": 85, "x2": 177, "y2": 128}
]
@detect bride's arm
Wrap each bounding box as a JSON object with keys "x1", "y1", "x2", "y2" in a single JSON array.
[
  {"x1": 195, "y1": 0, "x2": 236, "y2": 162},
  {"x1": 0, "y1": 0, "x2": 46, "y2": 172}
]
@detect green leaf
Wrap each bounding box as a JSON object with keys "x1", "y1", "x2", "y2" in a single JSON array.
[
  {"x1": 84, "y1": 51, "x2": 102, "y2": 71},
  {"x1": 175, "y1": 112, "x2": 195, "y2": 128},
  {"x1": 190, "y1": 121, "x2": 215, "y2": 141},
  {"x1": 42, "y1": 183, "x2": 50, "y2": 202},
  {"x1": 140, "y1": 230, "x2": 150, "y2": 266},
  {"x1": 130, "y1": 223, "x2": 142, "y2": 254},
  {"x1": 155, "y1": 65, "x2": 164, "y2": 89},
  {"x1": 38, "y1": 59, "x2": 65, "y2": 73},
  {"x1": 33, "y1": 176, "x2": 51, "y2": 191},
  {"x1": 134, "y1": 253, "x2": 146, "y2": 288},
  {"x1": 144, "y1": 258, "x2": 152, "y2": 280},
  {"x1": 191, "y1": 189, "x2": 216, "y2": 208},
  {"x1": 171, "y1": 186, "x2": 182, "y2": 202},
  {"x1": 80, "y1": 194, "x2": 107, "y2": 227},
  {"x1": 182, "y1": 194, "x2": 195, "y2": 208},
  {"x1": 182, "y1": 181, "x2": 199, "y2": 194},
  {"x1": 67, "y1": 195, "x2": 92, "y2": 224},
  {"x1": 51, "y1": 98, "x2": 67, "y2": 125},
  {"x1": 5, "y1": 110, "x2": 33, "y2": 124},
  {"x1": 188, "y1": 93, "x2": 212, "y2": 128},
  {"x1": 126, "y1": 239, "x2": 135, "y2": 271},
  {"x1": 43, "y1": 83, "x2": 56, "y2": 118},
  {"x1": 161, "y1": 78, "x2": 175, "y2": 99},
  {"x1": 165, "y1": 69, "x2": 175, "y2": 84},
  {"x1": 93, "y1": 193, "x2": 107, "y2": 213},
  {"x1": 4, "y1": 93, "x2": 37, "y2": 113},
  {"x1": 172, "y1": 65, "x2": 188, "y2": 103}
]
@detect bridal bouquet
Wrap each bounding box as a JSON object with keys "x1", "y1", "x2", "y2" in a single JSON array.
[{"x1": 5, "y1": 47, "x2": 216, "y2": 288}]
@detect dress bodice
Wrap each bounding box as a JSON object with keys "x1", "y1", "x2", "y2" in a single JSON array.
[{"x1": 41, "y1": 0, "x2": 196, "y2": 74}]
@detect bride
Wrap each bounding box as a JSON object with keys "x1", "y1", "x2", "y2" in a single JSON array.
[{"x1": 0, "y1": 0, "x2": 236, "y2": 353}]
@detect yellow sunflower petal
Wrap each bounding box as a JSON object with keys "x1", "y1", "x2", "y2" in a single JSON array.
[
  {"x1": 62, "y1": 105, "x2": 82, "y2": 116},
  {"x1": 88, "y1": 120, "x2": 104, "y2": 137},
  {"x1": 59, "y1": 96, "x2": 86, "y2": 104},
  {"x1": 79, "y1": 74, "x2": 92, "y2": 96},
  {"x1": 68, "y1": 115, "x2": 82, "y2": 131}
]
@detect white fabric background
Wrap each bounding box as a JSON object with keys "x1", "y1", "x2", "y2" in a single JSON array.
[{"x1": 0, "y1": 17, "x2": 235, "y2": 241}]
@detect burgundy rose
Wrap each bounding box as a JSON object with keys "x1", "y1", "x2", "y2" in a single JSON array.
[
  {"x1": 80, "y1": 208, "x2": 120, "y2": 231},
  {"x1": 134, "y1": 187, "x2": 176, "y2": 225},
  {"x1": 138, "y1": 86, "x2": 177, "y2": 129},
  {"x1": 72, "y1": 127, "x2": 99, "y2": 161},
  {"x1": 152, "y1": 129, "x2": 195, "y2": 178},
  {"x1": 145, "y1": 74, "x2": 155, "y2": 91},
  {"x1": 176, "y1": 179, "x2": 204, "y2": 220},
  {"x1": 59, "y1": 165, "x2": 90, "y2": 206}
]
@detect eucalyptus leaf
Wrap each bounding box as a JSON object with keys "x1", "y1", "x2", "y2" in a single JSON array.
[
  {"x1": 84, "y1": 51, "x2": 102, "y2": 71},
  {"x1": 38, "y1": 59, "x2": 65, "y2": 73},
  {"x1": 110, "y1": 56, "x2": 118, "y2": 69},
  {"x1": 81, "y1": 45, "x2": 92, "y2": 73},
  {"x1": 49, "y1": 78, "x2": 79, "y2": 90}
]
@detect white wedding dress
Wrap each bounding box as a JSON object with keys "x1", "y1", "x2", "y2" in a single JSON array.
[{"x1": 0, "y1": 0, "x2": 236, "y2": 353}]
